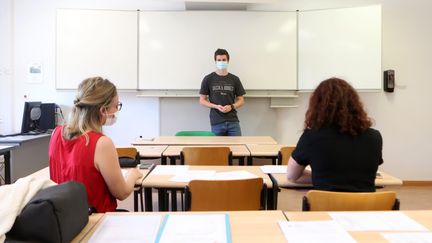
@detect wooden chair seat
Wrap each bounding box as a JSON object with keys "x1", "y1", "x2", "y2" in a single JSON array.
[
  {"x1": 180, "y1": 147, "x2": 232, "y2": 166},
  {"x1": 303, "y1": 190, "x2": 400, "y2": 211},
  {"x1": 185, "y1": 178, "x2": 265, "y2": 211}
]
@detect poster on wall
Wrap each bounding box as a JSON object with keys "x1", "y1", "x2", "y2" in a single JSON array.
[{"x1": 27, "y1": 62, "x2": 43, "y2": 84}]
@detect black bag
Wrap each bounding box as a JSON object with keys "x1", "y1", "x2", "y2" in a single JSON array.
[
  {"x1": 6, "y1": 181, "x2": 89, "y2": 243},
  {"x1": 119, "y1": 156, "x2": 138, "y2": 168}
]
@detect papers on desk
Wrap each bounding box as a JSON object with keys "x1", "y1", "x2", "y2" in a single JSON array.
[
  {"x1": 278, "y1": 220, "x2": 356, "y2": 243},
  {"x1": 329, "y1": 212, "x2": 429, "y2": 231},
  {"x1": 260, "y1": 165, "x2": 287, "y2": 174},
  {"x1": 88, "y1": 214, "x2": 163, "y2": 243},
  {"x1": 156, "y1": 214, "x2": 231, "y2": 243},
  {"x1": 169, "y1": 170, "x2": 258, "y2": 182},
  {"x1": 169, "y1": 170, "x2": 216, "y2": 182},
  {"x1": 151, "y1": 165, "x2": 190, "y2": 175},
  {"x1": 381, "y1": 232, "x2": 432, "y2": 243}
]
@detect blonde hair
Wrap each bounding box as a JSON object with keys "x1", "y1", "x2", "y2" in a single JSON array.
[{"x1": 63, "y1": 77, "x2": 117, "y2": 141}]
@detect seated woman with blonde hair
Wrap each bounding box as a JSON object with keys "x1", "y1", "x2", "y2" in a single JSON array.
[
  {"x1": 287, "y1": 78, "x2": 383, "y2": 192},
  {"x1": 49, "y1": 77, "x2": 142, "y2": 212}
]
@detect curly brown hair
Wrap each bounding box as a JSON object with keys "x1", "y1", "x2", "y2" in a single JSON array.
[{"x1": 304, "y1": 78, "x2": 372, "y2": 136}]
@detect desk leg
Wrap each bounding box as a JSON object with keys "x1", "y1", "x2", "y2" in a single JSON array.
[
  {"x1": 171, "y1": 190, "x2": 177, "y2": 211},
  {"x1": 144, "y1": 187, "x2": 153, "y2": 212},
  {"x1": 161, "y1": 156, "x2": 167, "y2": 165},
  {"x1": 133, "y1": 189, "x2": 138, "y2": 212},
  {"x1": 267, "y1": 174, "x2": 279, "y2": 210},
  {"x1": 169, "y1": 156, "x2": 178, "y2": 165},
  {"x1": 247, "y1": 156, "x2": 253, "y2": 166},
  {"x1": 4, "y1": 151, "x2": 11, "y2": 184},
  {"x1": 158, "y1": 189, "x2": 169, "y2": 211},
  {"x1": 238, "y1": 157, "x2": 245, "y2": 166}
]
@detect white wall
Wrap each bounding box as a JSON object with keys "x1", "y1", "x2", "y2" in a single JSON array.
[{"x1": 3, "y1": 0, "x2": 432, "y2": 180}]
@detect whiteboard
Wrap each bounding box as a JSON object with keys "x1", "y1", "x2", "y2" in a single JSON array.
[
  {"x1": 298, "y1": 5, "x2": 382, "y2": 90},
  {"x1": 56, "y1": 9, "x2": 138, "y2": 89},
  {"x1": 138, "y1": 11, "x2": 297, "y2": 90}
]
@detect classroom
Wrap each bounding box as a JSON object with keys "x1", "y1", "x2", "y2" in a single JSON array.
[{"x1": 1, "y1": 0, "x2": 432, "y2": 242}]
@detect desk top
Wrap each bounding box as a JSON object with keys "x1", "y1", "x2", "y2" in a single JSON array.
[
  {"x1": 78, "y1": 210, "x2": 287, "y2": 243},
  {"x1": 246, "y1": 144, "x2": 294, "y2": 156},
  {"x1": 284, "y1": 210, "x2": 432, "y2": 242},
  {"x1": 71, "y1": 213, "x2": 104, "y2": 243},
  {"x1": 271, "y1": 170, "x2": 403, "y2": 187},
  {"x1": 132, "y1": 145, "x2": 168, "y2": 158},
  {"x1": 162, "y1": 145, "x2": 251, "y2": 157},
  {"x1": 133, "y1": 136, "x2": 278, "y2": 145},
  {"x1": 0, "y1": 133, "x2": 51, "y2": 144},
  {"x1": 27, "y1": 166, "x2": 150, "y2": 186},
  {"x1": 0, "y1": 144, "x2": 19, "y2": 153},
  {"x1": 142, "y1": 165, "x2": 273, "y2": 188}
]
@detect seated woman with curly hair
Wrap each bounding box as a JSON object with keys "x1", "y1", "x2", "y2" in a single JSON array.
[{"x1": 287, "y1": 78, "x2": 383, "y2": 192}]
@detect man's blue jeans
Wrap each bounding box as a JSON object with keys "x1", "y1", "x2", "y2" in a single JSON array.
[{"x1": 211, "y1": 121, "x2": 242, "y2": 136}]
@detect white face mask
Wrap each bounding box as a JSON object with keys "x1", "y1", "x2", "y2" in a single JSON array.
[{"x1": 103, "y1": 111, "x2": 118, "y2": 126}]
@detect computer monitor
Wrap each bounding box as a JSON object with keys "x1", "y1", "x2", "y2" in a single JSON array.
[{"x1": 21, "y1": 101, "x2": 42, "y2": 134}]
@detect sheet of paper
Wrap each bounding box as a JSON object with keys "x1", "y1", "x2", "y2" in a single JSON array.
[
  {"x1": 382, "y1": 232, "x2": 432, "y2": 243},
  {"x1": 169, "y1": 170, "x2": 216, "y2": 182},
  {"x1": 260, "y1": 165, "x2": 287, "y2": 174},
  {"x1": 278, "y1": 220, "x2": 356, "y2": 243},
  {"x1": 213, "y1": 170, "x2": 258, "y2": 180},
  {"x1": 88, "y1": 214, "x2": 162, "y2": 243},
  {"x1": 329, "y1": 212, "x2": 429, "y2": 231},
  {"x1": 156, "y1": 214, "x2": 230, "y2": 243},
  {"x1": 151, "y1": 165, "x2": 189, "y2": 175}
]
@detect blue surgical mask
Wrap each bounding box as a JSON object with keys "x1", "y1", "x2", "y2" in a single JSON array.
[{"x1": 216, "y1": 61, "x2": 229, "y2": 70}]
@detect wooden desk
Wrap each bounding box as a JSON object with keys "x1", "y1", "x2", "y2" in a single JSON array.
[
  {"x1": 246, "y1": 144, "x2": 292, "y2": 165},
  {"x1": 0, "y1": 144, "x2": 18, "y2": 184},
  {"x1": 284, "y1": 210, "x2": 432, "y2": 242},
  {"x1": 133, "y1": 145, "x2": 168, "y2": 159},
  {"x1": 270, "y1": 170, "x2": 403, "y2": 188},
  {"x1": 133, "y1": 136, "x2": 278, "y2": 145},
  {"x1": 71, "y1": 213, "x2": 104, "y2": 243},
  {"x1": 78, "y1": 210, "x2": 287, "y2": 243},
  {"x1": 161, "y1": 145, "x2": 250, "y2": 165},
  {"x1": 142, "y1": 165, "x2": 277, "y2": 211}
]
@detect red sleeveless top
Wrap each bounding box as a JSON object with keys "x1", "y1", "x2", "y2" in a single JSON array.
[{"x1": 49, "y1": 126, "x2": 117, "y2": 213}]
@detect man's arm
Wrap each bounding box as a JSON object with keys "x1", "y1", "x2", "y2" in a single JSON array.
[
  {"x1": 223, "y1": 95, "x2": 244, "y2": 112},
  {"x1": 200, "y1": 95, "x2": 224, "y2": 111}
]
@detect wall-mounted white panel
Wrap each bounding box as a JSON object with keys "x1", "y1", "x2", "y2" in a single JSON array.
[
  {"x1": 298, "y1": 5, "x2": 382, "y2": 90},
  {"x1": 139, "y1": 11, "x2": 297, "y2": 90},
  {"x1": 56, "y1": 9, "x2": 138, "y2": 89}
]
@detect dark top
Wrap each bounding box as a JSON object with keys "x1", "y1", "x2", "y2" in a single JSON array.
[
  {"x1": 200, "y1": 72, "x2": 246, "y2": 125},
  {"x1": 291, "y1": 126, "x2": 383, "y2": 192}
]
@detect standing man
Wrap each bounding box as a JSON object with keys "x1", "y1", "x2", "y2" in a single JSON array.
[{"x1": 200, "y1": 48, "x2": 246, "y2": 136}]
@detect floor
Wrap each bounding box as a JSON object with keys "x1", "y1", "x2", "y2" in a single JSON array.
[{"x1": 118, "y1": 185, "x2": 432, "y2": 212}]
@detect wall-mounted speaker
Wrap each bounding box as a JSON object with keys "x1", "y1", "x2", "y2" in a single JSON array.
[{"x1": 383, "y1": 70, "x2": 395, "y2": 92}]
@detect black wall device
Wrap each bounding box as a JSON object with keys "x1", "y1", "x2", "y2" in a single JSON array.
[
  {"x1": 383, "y1": 70, "x2": 395, "y2": 92},
  {"x1": 39, "y1": 103, "x2": 57, "y2": 131}
]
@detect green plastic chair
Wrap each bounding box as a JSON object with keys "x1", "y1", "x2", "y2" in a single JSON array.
[{"x1": 175, "y1": 131, "x2": 215, "y2": 136}]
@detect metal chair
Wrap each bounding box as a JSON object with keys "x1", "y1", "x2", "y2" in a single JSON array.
[{"x1": 302, "y1": 190, "x2": 400, "y2": 211}]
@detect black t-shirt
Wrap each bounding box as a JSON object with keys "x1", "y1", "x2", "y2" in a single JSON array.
[
  {"x1": 292, "y1": 126, "x2": 383, "y2": 192},
  {"x1": 199, "y1": 72, "x2": 246, "y2": 125}
]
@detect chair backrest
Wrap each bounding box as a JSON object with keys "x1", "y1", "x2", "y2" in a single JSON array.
[
  {"x1": 185, "y1": 178, "x2": 265, "y2": 211},
  {"x1": 302, "y1": 190, "x2": 400, "y2": 211},
  {"x1": 116, "y1": 147, "x2": 139, "y2": 168},
  {"x1": 175, "y1": 131, "x2": 215, "y2": 136},
  {"x1": 277, "y1": 146, "x2": 296, "y2": 165},
  {"x1": 180, "y1": 147, "x2": 232, "y2": 166}
]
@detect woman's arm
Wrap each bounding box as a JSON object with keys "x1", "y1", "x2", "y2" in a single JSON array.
[
  {"x1": 94, "y1": 136, "x2": 142, "y2": 200},
  {"x1": 286, "y1": 157, "x2": 312, "y2": 184}
]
